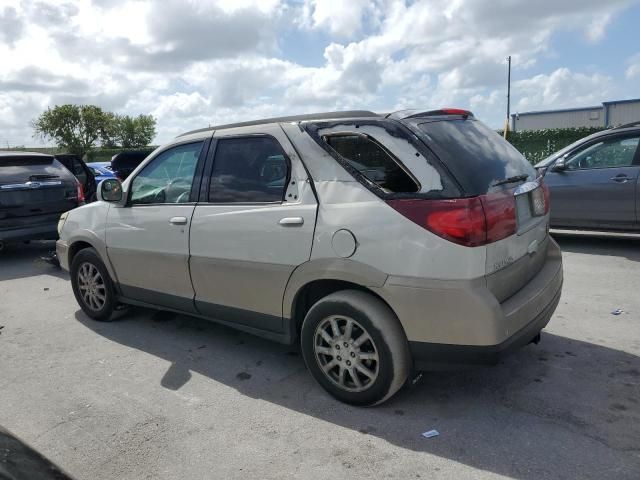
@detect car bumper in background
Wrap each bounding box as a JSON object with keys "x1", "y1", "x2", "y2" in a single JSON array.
[{"x1": 0, "y1": 223, "x2": 58, "y2": 242}]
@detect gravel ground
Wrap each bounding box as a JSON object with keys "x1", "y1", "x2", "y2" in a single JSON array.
[{"x1": 0, "y1": 234, "x2": 639, "y2": 480}]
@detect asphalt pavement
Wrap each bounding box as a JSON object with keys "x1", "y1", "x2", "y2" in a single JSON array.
[{"x1": 0, "y1": 234, "x2": 638, "y2": 480}]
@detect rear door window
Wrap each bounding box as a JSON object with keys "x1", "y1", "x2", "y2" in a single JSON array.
[
  {"x1": 416, "y1": 119, "x2": 535, "y2": 195},
  {"x1": 323, "y1": 133, "x2": 419, "y2": 193},
  {"x1": 208, "y1": 137, "x2": 290, "y2": 203}
]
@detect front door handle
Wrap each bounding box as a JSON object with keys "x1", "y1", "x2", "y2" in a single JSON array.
[
  {"x1": 169, "y1": 216, "x2": 188, "y2": 225},
  {"x1": 278, "y1": 217, "x2": 304, "y2": 226},
  {"x1": 610, "y1": 175, "x2": 630, "y2": 183}
]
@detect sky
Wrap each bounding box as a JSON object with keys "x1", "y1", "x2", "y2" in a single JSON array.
[{"x1": 0, "y1": 0, "x2": 639, "y2": 147}]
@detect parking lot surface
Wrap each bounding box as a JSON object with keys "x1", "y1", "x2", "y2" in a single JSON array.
[{"x1": 1, "y1": 234, "x2": 639, "y2": 480}]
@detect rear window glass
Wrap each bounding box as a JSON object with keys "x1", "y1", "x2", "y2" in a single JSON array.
[
  {"x1": 323, "y1": 134, "x2": 419, "y2": 193},
  {"x1": 0, "y1": 156, "x2": 54, "y2": 167},
  {"x1": 417, "y1": 119, "x2": 535, "y2": 194}
]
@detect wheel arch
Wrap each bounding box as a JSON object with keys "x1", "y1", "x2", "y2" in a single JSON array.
[{"x1": 283, "y1": 258, "x2": 398, "y2": 344}]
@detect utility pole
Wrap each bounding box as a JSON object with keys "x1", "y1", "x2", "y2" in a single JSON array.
[{"x1": 504, "y1": 55, "x2": 511, "y2": 139}]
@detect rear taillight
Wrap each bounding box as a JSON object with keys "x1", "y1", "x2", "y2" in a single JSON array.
[
  {"x1": 387, "y1": 192, "x2": 517, "y2": 247},
  {"x1": 76, "y1": 181, "x2": 85, "y2": 204},
  {"x1": 541, "y1": 181, "x2": 550, "y2": 214}
]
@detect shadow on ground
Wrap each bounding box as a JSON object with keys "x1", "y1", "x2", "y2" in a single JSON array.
[
  {"x1": 553, "y1": 231, "x2": 640, "y2": 262},
  {"x1": 75, "y1": 308, "x2": 640, "y2": 480},
  {"x1": 0, "y1": 241, "x2": 68, "y2": 282}
]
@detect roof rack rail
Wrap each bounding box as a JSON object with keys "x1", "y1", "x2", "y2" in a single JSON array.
[
  {"x1": 178, "y1": 110, "x2": 380, "y2": 137},
  {"x1": 611, "y1": 120, "x2": 640, "y2": 130}
]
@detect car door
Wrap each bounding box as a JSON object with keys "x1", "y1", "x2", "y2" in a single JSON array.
[
  {"x1": 189, "y1": 125, "x2": 317, "y2": 335},
  {"x1": 106, "y1": 140, "x2": 208, "y2": 312},
  {"x1": 544, "y1": 134, "x2": 640, "y2": 229}
]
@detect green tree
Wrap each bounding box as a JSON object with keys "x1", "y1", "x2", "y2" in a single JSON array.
[
  {"x1": 116, "y1": 114, "x2": 156, "y2": 148},
  {"x1": 32, "y1": 104, "x2": 109, "y2": 158}
]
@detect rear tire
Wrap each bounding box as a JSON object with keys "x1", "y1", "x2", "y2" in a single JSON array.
[
  {"x1": 301, "y1": 290, "x2": 410, "y2": 406},
  {"x1": 70, "y1": 248, "x2": 117, "y2": 322}
]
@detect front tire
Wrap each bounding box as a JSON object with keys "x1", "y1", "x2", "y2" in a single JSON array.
[
  {"x1": 301, "y1": 290, "x2": 410, "y2": 406},
  {"x1": 70, "y1": 248, "x2": 117, "y2": 322}
]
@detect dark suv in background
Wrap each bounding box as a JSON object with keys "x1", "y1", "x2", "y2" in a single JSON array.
[{"x1": 0, "y1": 151, "x2": 83, "y2": 251}]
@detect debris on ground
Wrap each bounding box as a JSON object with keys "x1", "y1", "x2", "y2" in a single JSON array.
[
  {"x1": 43, "y1": 287, "x2": 49, "y2": 291},
  {"x1": 422, "y1": 429, "x2": 439, "y2": 439},
  {"x1": 611, "y1": 309, "x2": 623, "y2": 315},
  {"x1": 0, "y1": 326, "x2": 4, "y2": 335}
]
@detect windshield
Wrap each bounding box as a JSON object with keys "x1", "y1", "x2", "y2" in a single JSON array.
[{"x1": 415, "y1": 119, "x2": 535, "y2": 195}]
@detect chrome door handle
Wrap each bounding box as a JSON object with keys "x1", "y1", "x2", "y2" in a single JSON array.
[
  {"x1": 610, "y1": 175, "x2": 630, "y2": 183},
  {"x1": 169, "y1": 216, "x2": 188, "y2": 225},
  {"x1": 278, "y1": 217, "x2": 304, "y2": 226}
]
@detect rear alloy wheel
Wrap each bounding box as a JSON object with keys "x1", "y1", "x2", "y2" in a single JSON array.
[
  {"x1": 301, "y1": 290, "x2": 410, "y2": 406},
  {"x1": 71, "y1": 248, "x2": 117, "y2": 321},
  {"x1": 313, "y1": 315, "x2": 379, "y2": 392}
]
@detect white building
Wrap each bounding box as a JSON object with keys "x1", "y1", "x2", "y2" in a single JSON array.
[{"x1": 511, "y1": 98, "x2": 640, "y2": 132}]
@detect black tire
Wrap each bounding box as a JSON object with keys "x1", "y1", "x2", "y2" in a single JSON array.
[
  {"x1": 70, "y1": 247, "x2": 117, "y2": 321},
  {"x1": 301, "y1": 290, "x2": 410, "y2": 406}
]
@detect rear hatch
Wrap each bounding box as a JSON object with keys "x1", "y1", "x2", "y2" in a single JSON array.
[
  {"x1": 409, "y1": 115, "x2": 549, "y2": 301},
  {"x1": 0, "y1": 155, "x2": 79, "y2": 230}
]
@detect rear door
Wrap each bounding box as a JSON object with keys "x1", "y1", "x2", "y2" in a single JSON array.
[
  {"x1": 544, "y1": 134, "x2": 640, "y2": 229},
  {"x1": 189, "y1": 125, "x2": 317, "y2": 334},
  {"x1": 0, "y1": 155, "x2": 78, "y2": 231},
  {"x1": 106, "y1": 140, "x2": 207, "y2": 312}
]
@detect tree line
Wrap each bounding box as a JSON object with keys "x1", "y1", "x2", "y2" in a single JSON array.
[{"x1": 32, "y1": 104, "x2": 157, "y2": 159}]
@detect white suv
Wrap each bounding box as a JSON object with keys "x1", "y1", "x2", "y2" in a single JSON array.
[{"x1": 57, "y1": 109, "x2": 563, "y2": 405}]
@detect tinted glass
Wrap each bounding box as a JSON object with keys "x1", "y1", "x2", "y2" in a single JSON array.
[
  {"x1": 130, "y1": 142, "x2": 202, "y2": 204},
  {"x1": 324, "y1": 134, "x2": 418, "y2": 193},
  {"x1": 417, "y1": 119, "x2": 535, "y2": 195},
  {"x1": 565, "y1": 136, "x2": 639, "y2": 170},
  {"x1": 0, "y1": 156, "x2": 53, "y2": 167},
  {"x1": 208, "y1": 137, "x2": 289, "y2": 203}
]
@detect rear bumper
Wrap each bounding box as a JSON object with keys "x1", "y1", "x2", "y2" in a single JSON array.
[
  {"x1": 0, "y1": 223, "x2": 58, "y2": 242},
  {"x1": 373, "y1": 237, "x2": 563, "y2": 370},
  {"x1": 409, "y1": 285, "x2": 561, "y2": 369}
]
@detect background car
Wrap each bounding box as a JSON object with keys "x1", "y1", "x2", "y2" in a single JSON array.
[
  {"x1": 111, "y1": 150, "x2": 153, "y2": 180},
  {"x1": 87, "y1": 162, "x2": 116, "y2": 183},
  {"x1": 535, "y1": 121, "x2": 640, "y2": 231},
  {"x1": 0, "y1": 151, "x2": 82, "y2": 251}
]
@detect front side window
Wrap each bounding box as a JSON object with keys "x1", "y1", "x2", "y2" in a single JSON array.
[
  {"x1": 208, "y1": 137, "x2": 289, "y2": 203},
  {"x1": 323, "y1": 133, "x2": 419, "y2": 193},
  {"x1": 565, "y1": 136, "x2": 639, "y2": 170},
  {"x1": 130, "y1": 142, "x2": 203, "y2": 205}
]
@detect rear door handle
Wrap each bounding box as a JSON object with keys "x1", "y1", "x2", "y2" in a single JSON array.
[
  {"x1": 169, "y1": 216, "x2": 188, "y2": 225},
  {"x1": 278, "y1": 217, "x2": 304, "y2": 226},
  {"x1": 610, "y1": 175, "x2": 630, "y2": 183}
]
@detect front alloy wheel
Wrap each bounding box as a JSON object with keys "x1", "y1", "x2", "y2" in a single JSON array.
[{"x1": 77, "y1": 262, "x2": 107, "y2": 311}]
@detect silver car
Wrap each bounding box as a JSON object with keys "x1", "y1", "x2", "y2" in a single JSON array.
[{"x1": 57, "y1": 109, "x2": 563, "y2": 405}]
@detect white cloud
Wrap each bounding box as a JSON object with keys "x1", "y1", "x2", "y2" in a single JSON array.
[
  {"x1": 626, "y1": 53, "x2": 640, "y2": 79},
  {"x1": 0, "y1": 0, "x2": 637, "y2": 147}
]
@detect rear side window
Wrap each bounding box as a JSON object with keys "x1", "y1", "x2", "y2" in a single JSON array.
[
  {"x1": 323, "y1": 134, "x2": 419, "y2": 193},
  {"x1": 208, "y1": 137, "x2": 289, "y2": 203},
  {"x1": 416, "y1": 119, "x2": 535, "y2": 195}
]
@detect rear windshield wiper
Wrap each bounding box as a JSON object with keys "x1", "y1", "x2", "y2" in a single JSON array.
[{"x1": 492, "y1": 174, "x2": 529, "y2": 187}]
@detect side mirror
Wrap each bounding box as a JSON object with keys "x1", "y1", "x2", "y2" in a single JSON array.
[
  {"x1": 551, "y1": 159, "x2": 567, "y2": 172},
  {"x1": 98, "y1": 178, "x2": 124, "y2": 204}
]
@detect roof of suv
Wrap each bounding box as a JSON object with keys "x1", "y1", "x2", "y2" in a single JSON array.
[
  {"x1": 0, "y1": 150, "x2": 53, "y2": 158},
  {"x1": 178, "y1": 110, "x2": 381, "y2": 137}
]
